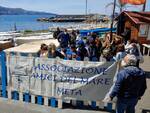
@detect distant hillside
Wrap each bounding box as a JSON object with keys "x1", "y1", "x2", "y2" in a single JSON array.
[{"x1": 0, "y1": 6, "x2": 56, "y2": 15}]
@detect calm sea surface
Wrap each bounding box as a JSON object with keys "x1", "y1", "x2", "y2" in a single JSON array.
[{"x1": 0, "y1": 15, "x2": 78, "y2": 32}]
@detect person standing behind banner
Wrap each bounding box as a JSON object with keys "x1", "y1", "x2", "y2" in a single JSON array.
[
  {"x1": 121, "y1": 27, "x2": 131, "y2": 45},
  {"x1": 48, "y1": 43, "x2": 64, "y2": 59},
  {"x1": 88, "y1": 37, "x2": 99, "y2": 61},
  {"x1": 114, "y1": 44, "x2": 126, "y2": 61},
  {"x1": 77, "y1": 40, "x2": 88, "y2": 61},
  {"x1": 103, "y1": 44, "x2": 126, "y2": 102},
  {"x1": 53, "y1": 27, "x2": 62, "y2": 39},
  {"x1": 125, "y1": 39, "x2": 144, "y2": 67},
  {"x1": 70, "y1": 30, "x2": 77, "y2": 45},
  {"x1": 103, "y1": 54, "x2": 147, "y2": 113},
  {"x1": 95, "y1": 37, "x2": 103, "y2": 60},
  {"x1": 70, "y1": 44, "x2": 77, "y2": 54},
  {"x1": 57, "y1": 29, "x2": 71, "y2": 48},
  {"x1": 76, "y1": 30, "x2": 82, "y2": 42},
  {"x1": 103, "y1": 33, "x2": 111, "y2": 49},
  {"x1": 37, "y1": 43, "x2": 48, "y2": 57}
]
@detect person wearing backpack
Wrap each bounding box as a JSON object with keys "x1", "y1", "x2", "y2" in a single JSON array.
[{"x1": 103, "y1": 54, "x2": 147, "y2": 113}]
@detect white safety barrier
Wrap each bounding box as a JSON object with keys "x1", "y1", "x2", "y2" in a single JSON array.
[{"x1": 0, "y1": 52, "x2": 118, "y2": 111}]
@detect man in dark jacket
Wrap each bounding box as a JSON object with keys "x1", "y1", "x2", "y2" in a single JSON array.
[
  {"x1": 53, "y1": 27, "x2": 62, "y2": 39},
  {"x1": 57, "y1": 29, "x2": 71, "y2": 48},
  {"x1": 104, "y1": 54, "x2": 147, "y2": 113}
]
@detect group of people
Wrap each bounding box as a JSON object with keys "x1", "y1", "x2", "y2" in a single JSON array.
[
  {"x1": 38, "y1": 27, "x2": 103, "y2": 61},
  {"x1": 37, "y1": 28, "x2": 147, "y2": 113},
  {"x1": 37, "y1": 43, "x2": 64, "y2": 58},
  {"x1": 38, "y1": 27, "x2": 143, "y2": 65}
]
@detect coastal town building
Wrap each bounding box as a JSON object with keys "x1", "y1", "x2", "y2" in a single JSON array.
[{"x1": 116, "y1": 11, "x2": 150, "y2": 44}]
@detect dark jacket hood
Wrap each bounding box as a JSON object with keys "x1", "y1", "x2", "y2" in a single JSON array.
[{"x1": 124, "y1": 66, "x2": 145, "y2": 77}]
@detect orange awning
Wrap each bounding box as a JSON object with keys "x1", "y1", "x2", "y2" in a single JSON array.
[{"x1": 119, "y1": 0, "x2": 146, "y2": 5}]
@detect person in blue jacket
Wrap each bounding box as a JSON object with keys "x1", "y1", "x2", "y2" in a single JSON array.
[
  {"x1": 77, "y1": 40, "x2": 88, "y2": 61},
  {"x1": 104, "y1": 54, "x2": 147, "y2": 113},
  {"x1": 57, "y1": 29, "x2": 71, "y2": 48}
]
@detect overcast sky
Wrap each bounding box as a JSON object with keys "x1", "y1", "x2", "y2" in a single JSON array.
[{"x1": 1, "y1": 0, "x2": 150, "y2": 14}]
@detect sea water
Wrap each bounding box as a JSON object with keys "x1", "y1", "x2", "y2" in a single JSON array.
[{"x1": 0, "y1": 15, "x2": 81, "y2": 32}]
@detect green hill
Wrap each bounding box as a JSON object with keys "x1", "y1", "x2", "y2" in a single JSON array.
[{"x1": 0, "y1": 6, "x2": 56, "y2": 15}]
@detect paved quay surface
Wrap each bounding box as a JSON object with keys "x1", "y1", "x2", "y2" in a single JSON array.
[
  {"x1": 0, "y1": 56, "x2": 149, "y2": 113},
  {"x1": 0, "y1": 98, "x2": 108, "y2": 113},
  {"x1": 136, "y1": 56, "x2": 150, "y2": 113}
]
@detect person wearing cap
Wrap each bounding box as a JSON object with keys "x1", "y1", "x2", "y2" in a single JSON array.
[{"x1": 103, "y1": 54, "x2": 147, "y2": 113}]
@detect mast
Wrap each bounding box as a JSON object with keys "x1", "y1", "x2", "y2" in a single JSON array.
[
  {"x1": 86, "y1": 0, "x2": 88, "y2": 16},
  {"x1": 85, "y1": 0, "x2": 88, "y2": 22},
  {"x1": 14, "y1": 23, "x2": 17, "y2": 31},
  {"x1": 110, "y1": 0, "x2": 117, "y2": 42},
  {"x1": 142, "y1": 0, "x2": 146, "y2": 11}
]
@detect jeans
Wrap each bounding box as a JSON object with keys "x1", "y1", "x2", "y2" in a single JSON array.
[{"x1": 116, "y1": 98, "x2": 138, "y2": 113}]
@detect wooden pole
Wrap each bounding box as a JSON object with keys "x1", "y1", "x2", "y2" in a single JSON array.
[
  {"x1": 110, "y1": 0, "x2": 117, "y2": 42},
  {"x1": 142, "y1": 0, "x2": 146, "y2": 11}
]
